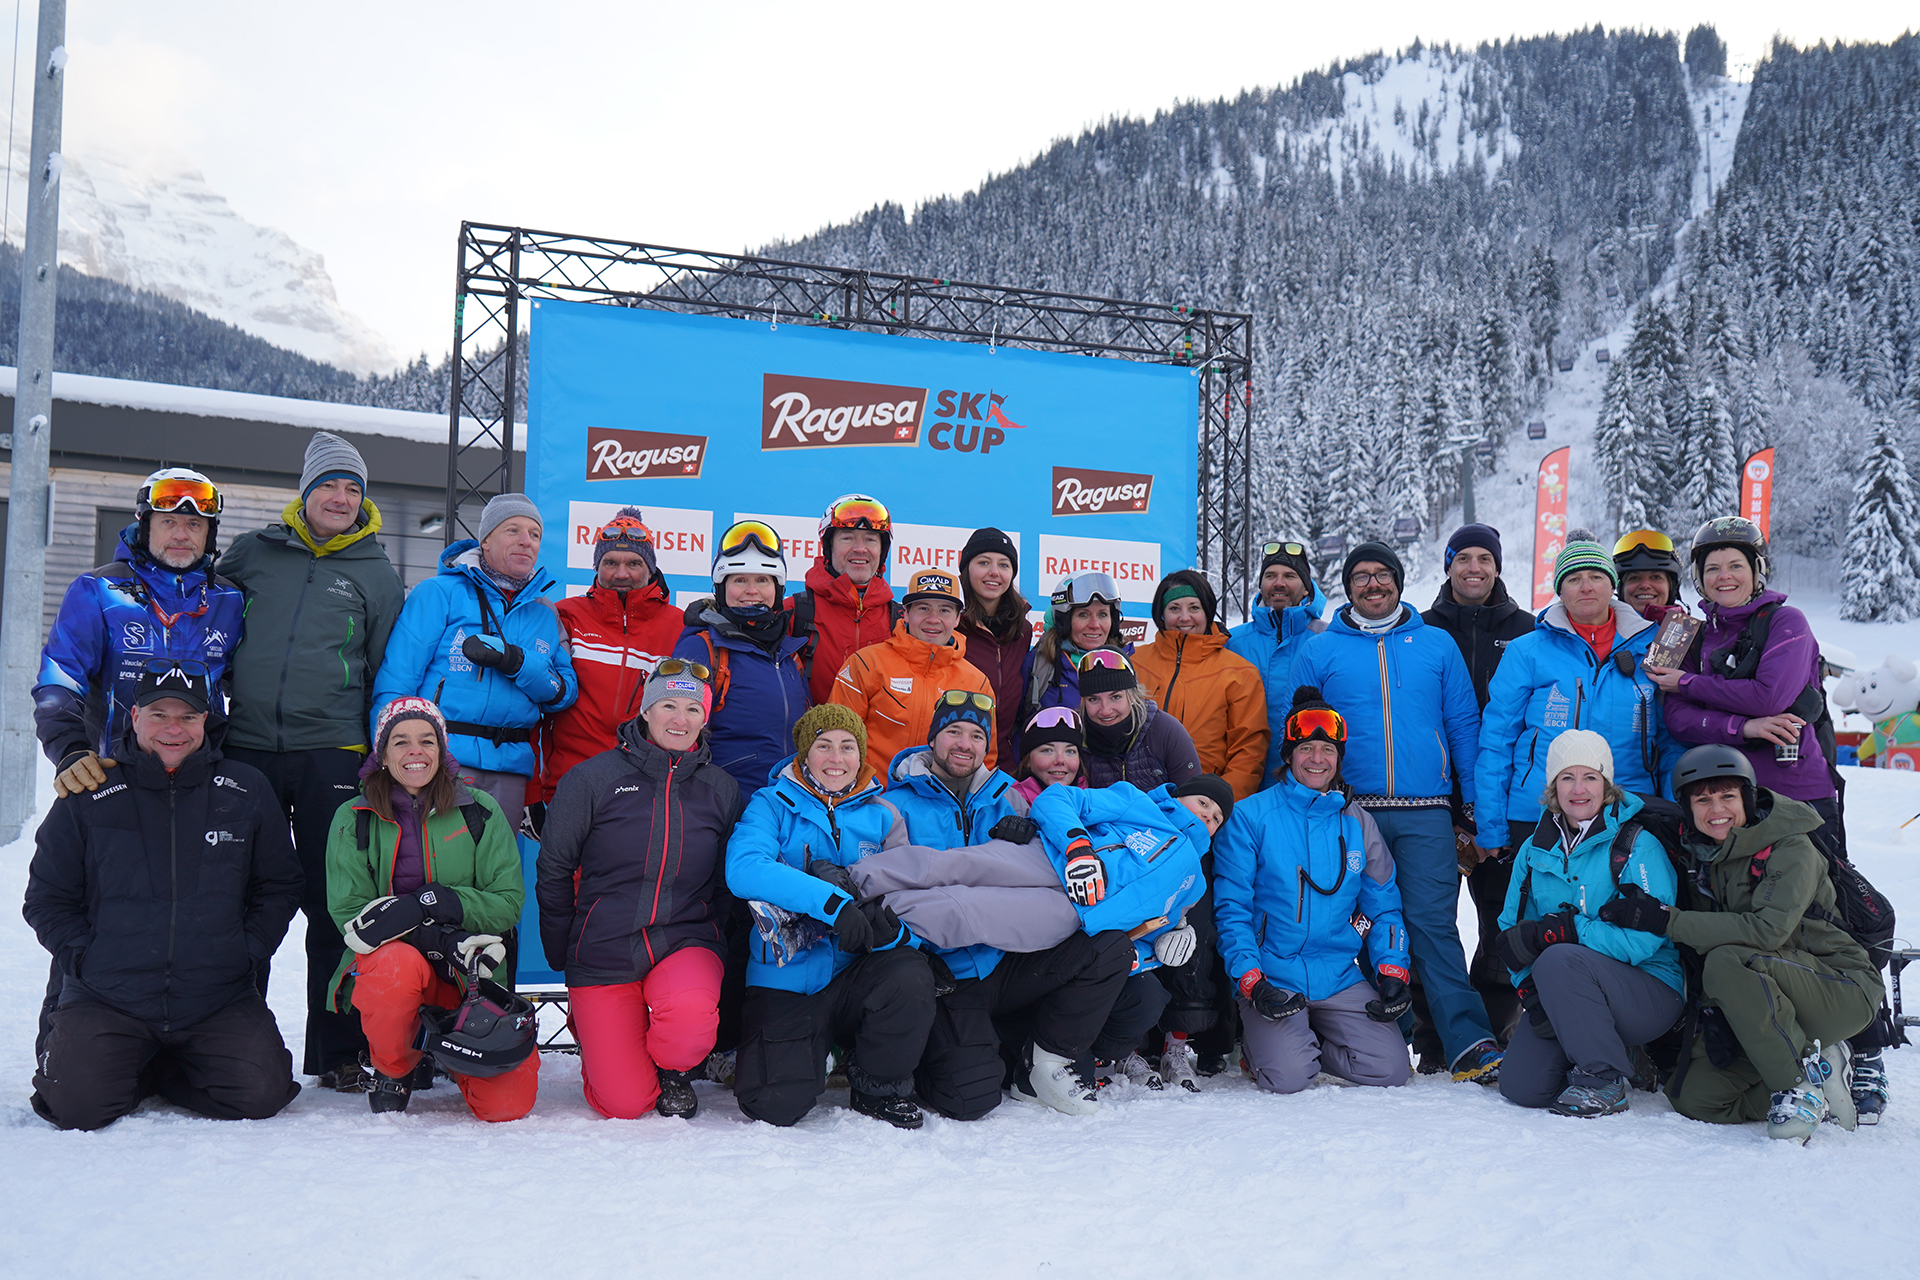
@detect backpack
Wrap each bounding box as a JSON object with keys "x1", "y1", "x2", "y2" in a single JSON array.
[
  {"x1": 787, "y1": 587, "x2": 903, "y2": 680},
  {"x1": 356, "y1": 801, "x2": 490, "y2": 853},
  {"x1": 685, "y1": 597, "x2": 806, "y2": 715},
  {"x1": 1749, "y1": 839, "x2": 1897, "y2": 970},
  {"x1": 1517, "y1": 794, "x2": 1689, "y2": 912}
]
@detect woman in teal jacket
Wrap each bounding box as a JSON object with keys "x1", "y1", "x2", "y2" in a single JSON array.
[
  {"x1": 724, "y1": 704, "x2": 935, "y2": 1129},
  {"x1": 1474, "y1": 539, "x2": 1682, "y2": 856},
  {"x1": 1494, "y1": 730, "x2": 1683, "y2": 1118},
  {"x1": 1212, "y1": 688, "x2": 1413, "y2": 1094}
]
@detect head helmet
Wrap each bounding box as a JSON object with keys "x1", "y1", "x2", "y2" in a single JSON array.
[
  {"x1": 712, "y1": 519, "x2": 788, "y2": 589},
  {"x1": 136, "y1": 467, "x2": 223, "y2": 560},
  {"x1": 411, "y1": 972, "x2": 538, "y2": 1078},
  {"x1": 1671, "y1": 744, "x2": 1758, "y2": 831},
  {"x1": 1047, "y1": 571, "x2": 1122, "y2": 631},
  {"x1": 1689, "y1": 516, "x2": 1769, "y2": 595},
  {"x1": 1613, "y1": 529, "x2": 1684, "y2": 601},
  {"x1": 818, "y1": 493, "x2": 891, "y2": 567}
]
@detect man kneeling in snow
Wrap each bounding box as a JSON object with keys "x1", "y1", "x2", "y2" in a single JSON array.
[{"x1": 24, "y1": 664, "x2": 304, "y2": 1131}]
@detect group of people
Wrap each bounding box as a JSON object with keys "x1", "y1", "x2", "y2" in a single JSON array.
[{"x1": 19, "y1": 437, "x2": 1895, "y2": 1145}]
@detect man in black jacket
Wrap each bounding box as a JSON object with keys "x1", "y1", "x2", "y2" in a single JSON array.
[
  {"x1": 24, "y1": 664, "x2": 304, "y2": 1131},
  {"x1": 1419, "y1": 523, "x2": 1536, "y2": 1057}
]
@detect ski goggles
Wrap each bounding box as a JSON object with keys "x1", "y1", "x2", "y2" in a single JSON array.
[
  {"x1": 718, "y1": 520, "x2": 782, "y2": 557},
  {"x1": 1024, "y1": 706, "x2": 1082, "y2": 731},
  {"x1": 824, "y1": 495, "x2": 891, "y2": 532},
  {"x1": 1612, "y1": 529, "x2": 1673, "y2": 556},
  {"x1": 1052, "y1": 571, "x2": 1120, "y2": 611},
  {"x1": 595, "y1": 517, "x2": 655, "y2": 545},
  {"x1": 1260, "y1": 541, "x2": 1308, "y2": 558},
  {"x1": 1285, "y1": 706, "x2": 1347, "y2": 745},
  {"x1": 936, "y1": 690, "x2": 996, "y2": 712},
  {"x1": 1074, "y1": 649, "x2": 1134, "y2": 674},
  {"x1": 653, "y1": 657, "x2": 711, "y2": 682},
  {"x1": 143, "y1": 475, "x2": 223, "y2": 517}
]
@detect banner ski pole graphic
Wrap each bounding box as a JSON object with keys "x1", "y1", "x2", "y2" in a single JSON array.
[{"x1": 1531, "y1": 446, "x2": 1571, "y2": 609}]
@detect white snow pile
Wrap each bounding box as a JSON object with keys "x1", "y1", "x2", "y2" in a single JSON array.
[{"x1": 4, "y1": 753, "x2": 1919, "y2": 1275}]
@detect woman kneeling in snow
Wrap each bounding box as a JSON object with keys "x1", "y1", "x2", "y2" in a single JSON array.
[{"x1": 1211, "y1": 688, "x2": 1413, "y2": 1095}]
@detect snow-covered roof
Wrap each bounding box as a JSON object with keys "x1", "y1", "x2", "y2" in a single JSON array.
[{"x1": 0, "y1": 366, "x2": 524, "y2": 450}]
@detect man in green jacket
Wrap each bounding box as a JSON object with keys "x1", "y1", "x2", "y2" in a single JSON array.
[
  {"x1": 1599, "y1": 745, "x2": 1883, "y2": 1141},
  {"x1": 218, "y1": 430, "x2": 405, "y2": 1087}
]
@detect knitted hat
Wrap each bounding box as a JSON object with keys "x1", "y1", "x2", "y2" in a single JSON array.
[
  {"x1": 1151, "y1": 569, "x2": 1218, "y2": 632},
  {"x1": 1076, "y1": 648, "x2": 1137, "y2": 697},
  {"x1": 365, "y1": 696, "x2": 452, "y2": 779},
  {"x1": 960, "y1": 527, "x2": 1018, "y2": 579},
  {"x1": 300, "y1": 431, "x2": 368, "y2": 500},
  {"x1": 1019, "y1": 705, "x2": 1084, "y2": 756},
  {"x1": 594, "y1": 506, "x2": 658, "y2": 574},
  {"x1": 478, "y1": 492, "x2": 542, "y2": 544},
  {"x1": 902, "y1": 568, "x2": 964, "y2": 610},
  {"x1": 1553, "y1": 529, "x2": 1620, "y2": 593},
  {"x1": 1445, "y1": 523, "x2": 1503, "y2": 572},
  {"x1": 1172, "y1": 773, "x2": 1235, "y2": 827},
  {"x1": 928, "y1": 691, "x2": 994, "y2": 743},
  {"x1": 1343, "y1": 541, "x2": 1404, "y2": 594},
  {"x1": 640, "y1": 663, "x2": 712, "y2": 718},
  {"x1": 1259, "y1": 539, "x2": 1313, "y2": 585},
  {"x1": 793, "y1": 703, "x2": 867, "y2": 761},
  {"x1": 1281, "y1": 685, "x2": 1346, "y2": 763},
  {"x1": 1544, "y1": 728, "x2": 1614, "y2": 784}
]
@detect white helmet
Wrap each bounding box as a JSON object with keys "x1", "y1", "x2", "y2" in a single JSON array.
[{"x1": 712, "y1": 519, "x2": 787, "y2": 588}]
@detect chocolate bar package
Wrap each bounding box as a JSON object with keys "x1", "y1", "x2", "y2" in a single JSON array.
[{"x1": 1643, "y1": 612, "x2": 1702, "y2": 670}]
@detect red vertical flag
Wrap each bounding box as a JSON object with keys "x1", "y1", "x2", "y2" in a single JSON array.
[
  {"x1": 1742, "y1": 448, "x2": 1775, "y2": 540},
  {"x1": 1531, "y1": 447, "x2": 1571, "y2": 609}
]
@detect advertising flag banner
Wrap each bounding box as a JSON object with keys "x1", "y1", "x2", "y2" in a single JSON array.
[
  {"x1": 525, "y1": 302, "x2": 1198, "y2": 625},
  {"x1": 1742, "y1": 448, "x2": 1776, "y2": 540},
  {"x1": 1531, "y1": 446, "x2": 1571, "y2": 609}
]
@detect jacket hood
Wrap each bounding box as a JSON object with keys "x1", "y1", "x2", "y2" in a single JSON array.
[
  {"x1": 1430, "y1": 576, "x2": 1523, "y2": 617},
  {"x1": 1149, "y1": 783, "x2": 1215, "y2": 851},
  {"x1": 775, "y1": 752, "x2": 884, "y2": 808},
  {"x1": 1327, "y1": 602, "x2": 1423, "y2": 637},
  {"x1": 275, "y1": 498, "x2": 386, "y2": 557},
  {"x1": 1697, "y1": 789, "x2": 1824, "y2": 864},
  {"x1": 439, "y1": 537, "x2": 558, "y2": 599}
]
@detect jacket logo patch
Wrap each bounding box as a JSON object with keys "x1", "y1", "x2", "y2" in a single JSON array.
[
  {"x1": 858, "y1": 840, "x2": 881, "y2": 858},
  {"x1": 614, "y1": 785, "x2": 640, "y2": 795},
  {"x1": 213, "y1": 775, "x2": 248, "y2": 792},
  {"x1": 91, "y1": 783, "x2": 128, "y2": 800},
  {"x1": 328, "y1": 577, "x2": 357, "y2": 599},
  {"x1": 1542, "y1": 685, "x2": 1570, "y2": 730},
  {"x1": 1347, "y1": 850, "x2": 1364, "y2": 872},
  {"x1": 889, "y1": 677, "x2": 913, "y2": 694},
  {"x1": 121, "y1": 621, "x2": 152, "y2": 653},
  {"x1": 449, "y1": 628, "x2": 475, "y2": 674},
  {"x1": 1124, "y1": 830, "x2": 1158, "y2": 857},
  {"x1": 205, "y1": 830, "x2": 240, "y2": 845}
]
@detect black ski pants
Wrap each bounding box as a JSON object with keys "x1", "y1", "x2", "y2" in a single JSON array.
[
  {"x1": 32, "y1": 993, "x2": 300, "y2": 1132},
  {"x1": 734, "y1": 948, "x2": 935, "y2": 1127},
  {"x1": 226, "y1": 746, "x2": 368, "y2": 1074},
  {"x1": 918, "y1": 929, "x2": 1134, "y2": 1121}
]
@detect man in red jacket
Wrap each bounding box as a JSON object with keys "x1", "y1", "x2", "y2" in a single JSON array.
[
  {"x1": 532, "y1": 508, "x2": 684, "y2": 816},
  {"x1": 793, "y1": 493, "x2": 899, "y2": 706}
]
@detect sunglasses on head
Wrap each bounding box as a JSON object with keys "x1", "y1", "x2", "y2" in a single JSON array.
[
  {"x1": 1075, "y1": 649, "x2": 1134, "y2": 673},
  {"x1": 1026, "y1": 706, "x2": 1082, "y2": 730},
  {"x1": 653, "y1": 657, "x2": 711, "y2": 682},
  {"x1": 1286, "y1": 707, "x2": 1347, "y2": 743},
  {"x1": 145, "y1": 476, "x2": 223, "y2": 517},
  {"x1": 718, "y1": 520, "x2": 782, "y2": 556},
  {"x1": 825, "y1": 496, "x2": 891, "y2": 532},
  {"x1": 937, "y1": 689, "x2": 996, "y2": 712},
  {"x1": 1262, "y1": 541, "x2": 1307, "y2": 557},
  {"x1": 1612, "y1": 529, "x2": 1673, "y2": 555}
]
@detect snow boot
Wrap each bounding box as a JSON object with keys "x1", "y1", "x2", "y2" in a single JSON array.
[
  {"x1": 368, "y1": 1069, "x2": 412, "y2": 1114},
  {"x1": 408, "y1": 1054, "x2": 437, "y2": 1092},
  {"x1": 655, "y1": 1068, "x2": 699, "y2": 1119},
  {"x1": 1160, "y1": 1034, "x2": 1201, "y2": 1093},
  {"x1": 1094, "y1": 1052, "x2": 1164, "y2": 1091},
  {"x1": 1010, "y1": 1046, "x2": 1100, "y2": 1115},
  {"x1": 1451, "y1": 1039, "x2": 1504, "y2": 1086},
  {"x1": 1196, "y1": 1051, "x2": 1232, "y2": 1077},
  {"x1": 1626, "y1": 1044, "x2": 1660, "y2": 1094},
  {"x1": 704, "y1": 1048, "x2": 737, "y2": 1088},
  {"x1": 1547, "y1": 1074, "x2": 1629, "y2": 1118},
  {"x1": 849, "y1": 1089, "x2": 924, "y2": 1129},
  {"x1": 1851, "y1": 1049, "x2": 1888, "y2": 1126},
  {"x1": 1817, "y1": 1040, "x2": 1856, "y2": 1131},
  {"x1": 317, "y1": 1052, "x2": 371, "y2": 1094}
]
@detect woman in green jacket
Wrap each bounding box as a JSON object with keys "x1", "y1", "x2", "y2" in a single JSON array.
[{"x1": 325, "y1": 696, "x2": 536, "y2": 1119}]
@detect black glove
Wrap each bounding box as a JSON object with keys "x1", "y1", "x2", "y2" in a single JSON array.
[
  {"x1": 1495, "y1": 909, "x2": 1579, "y2": 971},
  {"x1": 519, "y1": 800, "x2": 547, "y2": 841},
  {"x1": 410, "y1": 923, "x2": 462, "y2": 983},
  {"x1": 343, "y1": 894, "x2": 424, "y2": 954},
  {"x1": 1242, "y1": 974, "x2": 1307, "y2": 1022},
  {"x1": 1365, "y1": 971, "x2": 1411, "y2": 1023},
  {"x1": 462, "y1": 633, "x2": 525, "y2": 676},
  {"x1": 857, "y1": 898, "x2": 904, "y2": 949},
  {"x1": 923, "y1": 948, "x2": 958, "y2": 998},
  {"x1": 1516, "y1": 980, "x2": 1552, "y2": 1034},
  {"x1": 1699, "y1": 1005, "x2": 1741, "y2": 1068},
  {"x1": 831, "y1": 900, "x2": 874, "y2": 954},
  {"x1": 416, "y1": 882, "x2": 464, "y2": 926},
  {"x1": 989, "y1": 814, "x2": 1039, "y2": 845},
  {"x1": 1597, "y1": 883, "x2": 1670, "y2": 935},
  {"x1": 807, "y1": 858, "x2": 858, "y2": 898}
]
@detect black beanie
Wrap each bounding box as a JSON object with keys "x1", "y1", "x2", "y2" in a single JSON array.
[
  {"x1": 1259, "y1": 541, "x2": 1313, "y2": 585},
  {"x1": 1151, "y1": 569, "x2": 1218, "y2": 632},
  {"x1": 1445, "y1": 523, "x2": 1502, "y2": 573},
  {"x1": 1343, "y1": 541, "x2": 1404, "y2": 594},
  {"x1": 1019, "y1": 707, "x2": 1084, "y2": 755},
  {"x1": 1172, "y1": 773, "x2": 1235, "y2": 826},
  {"x1": 1076, "y1": 649, "x2": 1138, "y2": 697},
  {"x1": 960, "y1": 527, "x2": 1018, "y2": 580}
]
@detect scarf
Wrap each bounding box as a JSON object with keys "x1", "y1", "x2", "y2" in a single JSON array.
[
  {"x1": 720, "y1": 601, "x2": 788, "y2": 654},
  {"x1": 1086, "y1": 706, "x2": 1141, "y2": 759},
  {"x1": 800, "y1": 760, "x2": 858, "y2": 801},
  {"x1": 483, "y1": 562, "x2": 535, "y2": 599},
  {"x1": 1351, "y1": 604, "x2": 1405, "y2": 635}
]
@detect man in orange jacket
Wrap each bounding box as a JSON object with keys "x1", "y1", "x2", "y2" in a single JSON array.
[
  {"x1": 1133, "y1": 570, "x2": 1269, "y2": 800},
  {"x1": 830, "y1": 569, "x2": 997, "y2": 776}
]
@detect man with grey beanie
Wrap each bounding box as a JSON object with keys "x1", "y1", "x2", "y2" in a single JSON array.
[
  {"x1": 373, "y1": 491, "x2": 577, "y2": 851},
  {"x1": 220, "y1": 429, "x2": 405, "y2": 1089}
]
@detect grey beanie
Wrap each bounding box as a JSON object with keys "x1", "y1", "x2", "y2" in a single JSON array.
[
  {"x1": 300, "y1": 431, "x2": 368, "y2": 499},
  {"x1": 478, "y1": 492, "x2": 543, "y2": 544}
]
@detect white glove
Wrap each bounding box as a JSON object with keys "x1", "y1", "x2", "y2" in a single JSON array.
[
  {"x1": 455, "y1": 933, "x2": 507, "y2": 975},
  {"x1": 1153, "y1": 924, "x2": 1197, "y2": 968}
]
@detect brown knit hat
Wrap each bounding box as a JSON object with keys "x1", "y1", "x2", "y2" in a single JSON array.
[{"x1": 793, "y1": 703, "x2": 867, "y2": 761}]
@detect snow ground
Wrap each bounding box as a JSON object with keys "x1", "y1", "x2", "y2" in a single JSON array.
[{"x1": 4, "y1": 750, "x2": 1920, "y2": 1277}]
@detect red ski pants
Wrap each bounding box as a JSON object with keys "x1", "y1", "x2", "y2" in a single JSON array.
[
  {"x1": 569, "y1": 946, "x2": 724, "y2": 1119},
  {"x1": 352, "y1": 942, "x2": 539, "y2": 1122}
]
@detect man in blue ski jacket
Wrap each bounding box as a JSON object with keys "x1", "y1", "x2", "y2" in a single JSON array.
[{"x1": 1228, "y1": 540, "x2": 1327, "y2": 791}]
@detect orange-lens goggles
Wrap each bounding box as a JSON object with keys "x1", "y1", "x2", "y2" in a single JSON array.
[
  {"x1": 1612, "y1": 529, "x2": 1673, "y2": 556},
  {"x1": 1286, "y1": 707, "x2": 1347, "y2": 743},
  {"x1": 1075, "y1": 649, "x2": 1134, "y2": 673},
  {"x1": 720, "y1": 520, "x2": 782, "y2": 556},
  {"x1": 597, "y1": 517, "x2": 655, "y2": 544},
  {"x1": 826, "y1": 496, "x2": 891, "y2": 532},
  {"x1": 937, "y1": 689, "x2": 995, "y2": 712},
  {"x1": 146, "y1": 477, "x2": 223, "y2": 517},
  {"x1": 654, "y1": 657, "x2": 711, "y2": 681}
]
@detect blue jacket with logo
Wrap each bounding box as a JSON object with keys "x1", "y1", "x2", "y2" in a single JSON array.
[
  {"x1": 726, "y1": 759, "x2": 913, "y2": 994},
  {"x1": 1212, "y1": 775, "x2": 1409, "y2": 1001},
  {"x1": 1228, "y1": 581, "x2": 1328, "y2": 790},
  {"x1": 34, "y1": 524, "x2": 246, "y2": 765},
  {"x1": 1291, "y1": 606, "x2": 1481, "y2": 804},
  {"x1": 1029, "y1": 781, "x2": 1208, "y2": 971},
  {"x1": 370, "y1": 540, "x2": 578, "y2": 776},
  {"x1": 1474, "y1": 601, "x2": 1684, "y2": 848},
  {"x1": 882, "y1": 746, "x2": 1027, "y2": 981},
  {"x1": 673, "y1": 601, "x2": 811, "y2": 798},
  {"x1": 1497, "y1": 792, "x2": 1684, "y2": 995}
]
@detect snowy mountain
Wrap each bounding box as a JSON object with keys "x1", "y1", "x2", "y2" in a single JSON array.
[{"x1": 1, "y1": 124, "x2": 400, "y2": 375}]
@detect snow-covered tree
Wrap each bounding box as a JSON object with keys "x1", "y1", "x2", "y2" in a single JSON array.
[
  {"x1": 1679, "y1": 380, "x2": 1740, "y2": 517},
  {"x1": 1841, "y1": 421, "x2": 1920, "y2": 621}
]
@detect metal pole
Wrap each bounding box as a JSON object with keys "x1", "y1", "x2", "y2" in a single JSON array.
[
  {"x1": 1460, "y1": 448, "x2": 1476, "y2": 526},
  {"x1": 0, "y1": 0, "x2": 64, "y2": 843}
]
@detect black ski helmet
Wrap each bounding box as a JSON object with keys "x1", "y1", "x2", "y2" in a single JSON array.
[
  {"x1": 1688, "y1": 516, "x2": 1769, "y2": 596},
  {"x1": 412, "y1": 974, "x2": 537, "y2": 1078},
  {"x1": 1613, "y1": 529, "x2": 1685, "y2": 603},
  {"x1": 1671, "y1": 744, "x2": 1757, "y2": 830}
]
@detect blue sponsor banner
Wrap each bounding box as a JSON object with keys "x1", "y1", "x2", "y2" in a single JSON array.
[{"x1": 525, "y1": 301, "x2": 1197, "y2": 635}]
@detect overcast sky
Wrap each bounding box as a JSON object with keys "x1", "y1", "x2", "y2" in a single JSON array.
[{"x1": 9, "y1": 1, "x2": 1914, "y2": 366}]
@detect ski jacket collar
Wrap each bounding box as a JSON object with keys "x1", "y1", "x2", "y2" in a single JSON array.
[
  {"x1": 1247, "y1": 579, "x2": 1327, "y2": 643},
  {"x1": 805, "y1": 558, "x2": 895, "y2": 614},
  {"x1": 886, "y1": 745, "x2": 1009, "y2": 800},
  {"x1": 615, "y1": 712, "x2": 714, "y2": 780},
  {"x1": 775, "y1": 753, "x2": 885, "y2": 810},
  {"x1": 880, "y1": 618, "x2": 970, "y2": 668},
  {"x1": 1537, "y1": 599, "x2": 1655, "y2": 644},
  {"x1": 1428, "y1": 577, "x2": 1525, "y2": 624},
  {"x1": 438, "y1": 538, "x2": 558, "y2": 605},
  {"x1": 1699, "y1": 588, "x2": 1790, "y2": 630},
  {"x1": 1689, "y1": 789, "x2": 1823, "y2": 866},
  {"x1": 127, "y1": 741, "x2": 218, "y2": 791},
  {"x1": 583, "y1": 577, "x2": 671, "y2": 627},
  {"x1": 115, "y1": 523, "x2": 215, "y2": 580},
  {"x1": 1328, "y1": 603, "x2": 1423, "y2": 638}
]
